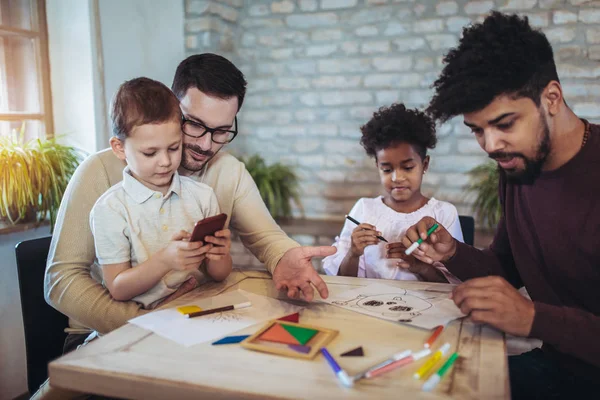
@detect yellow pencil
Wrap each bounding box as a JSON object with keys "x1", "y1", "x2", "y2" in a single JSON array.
[{"x1": 414, "y1": 342, "x2": 451, "y2": 380}]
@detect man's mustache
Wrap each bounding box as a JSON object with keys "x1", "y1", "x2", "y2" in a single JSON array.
[
  {"x1": 488, "y1": 151, "x2": 525, "y2": 161},
  {"x1": 184, "y1": 144, "x2": 213, "y2": 157}
]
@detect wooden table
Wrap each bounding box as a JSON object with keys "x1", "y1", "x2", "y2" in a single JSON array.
[{"x1": 49, "y1": 270, "x2": 508, "y2": 399}]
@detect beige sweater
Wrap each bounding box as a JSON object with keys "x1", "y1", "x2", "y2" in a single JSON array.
[{"x1": 45, "y1": 149, "x2": 299, "y2": 334}]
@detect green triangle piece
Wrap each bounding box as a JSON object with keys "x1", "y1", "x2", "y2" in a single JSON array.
[{"x1": 281, "y1": 324, "x2": 318, "y2": 345}]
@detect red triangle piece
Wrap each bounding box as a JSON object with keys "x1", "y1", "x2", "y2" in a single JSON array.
[
  {"x1": 340, "y1": 346, "x2": 364, "y2": 357},
  {"x1": 277, "y1": 312, "x2": 300, "y2": 323},
  {"x1": 259, "y1": 323, "x2": 300, "y2": 345}
]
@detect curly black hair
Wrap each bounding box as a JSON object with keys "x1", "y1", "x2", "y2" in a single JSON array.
[
  {"x1": 360, "y1": 103, "x2": 437, "y2": 160},
  {"x1": 427, "y1": 12, "x2": 558, "y2": 123}
]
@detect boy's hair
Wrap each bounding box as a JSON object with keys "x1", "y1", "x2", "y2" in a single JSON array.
[
  {"x1": 111, "y1": 77, "x2": 181, "y2": 140},
  {"x1": 171, "y1": 53, "x2": 247, "y2": 110},
  {"x1": 360, "y1": 103, "x2": 437, "y2": 160},
  {"x1": 427, "y1": 12, "x2": 559, "y2": 123}
]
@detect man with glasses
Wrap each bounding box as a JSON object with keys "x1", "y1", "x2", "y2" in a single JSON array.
[{"x1": 40, "y1": 54, "x2": 335, "y2": 399}]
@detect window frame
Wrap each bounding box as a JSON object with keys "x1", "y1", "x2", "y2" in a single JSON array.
[{"x1": 0, "y1": 0, "x2": 53, "y2": 138}]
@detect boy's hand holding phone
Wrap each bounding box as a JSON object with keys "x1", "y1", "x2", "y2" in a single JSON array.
[
  {"x1": 204, "y1": 229, "x2": 232, "y2": 260},
  {"x1": 160, "y1": 230, "x2": 213, "y2": 272}
]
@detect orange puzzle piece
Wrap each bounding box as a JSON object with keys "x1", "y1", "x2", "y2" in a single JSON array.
[{"x1": 258, "y1": 323, "x2": 300, "y2": 345}]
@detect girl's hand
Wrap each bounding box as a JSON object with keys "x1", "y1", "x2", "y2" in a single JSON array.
[
  {"x1": 204, "y1": 229, "x2": 231, "y2": 261},
  {"x1": 387, "y1": 242, "x2": 448, "y2": 283},
  {"x1": 350, "y1": 223, "x2": 381, "y2": 256}
]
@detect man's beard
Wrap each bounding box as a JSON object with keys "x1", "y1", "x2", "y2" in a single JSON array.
[
  {"x1": 180, "y1": 144, "x2": 215, "y2": 172},
  {"x1": 488, "y1": 115, "x2": 551, "y2": 185}
]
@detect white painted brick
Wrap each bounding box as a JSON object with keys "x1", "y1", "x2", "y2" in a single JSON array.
[
  {"x1": 349, "y1": 8, "x2": 393, "y2": 24},
  {"x1": 431, "y1": 156, "x2": 485, "y2": 173},
  {"x1": 361, "y1": 41, "x2": 391, "y2": 54},
  {"x1": 221, "y1": 0, "x2": 243, "y2": 7},
  {"x1": 446, "y1": 16, "x2": 471, "y2": 32},
  {"x1": 241, "y1": 33, "x2": 256, "y2": 47},
  {"x1": 318, "y1": 58, "x2": 371, "y2": 73},
  {"x1": 562, "y1": 83, "x2": 600, "y2": 97},
  {"x1": 286, "y1": 13, "x2": 339, "y2": 28},
  {"x1": 254, "y1": 126, "x2": 279, "y2": 139},
  {"x1": 282, "y1": 31, "x2": 310, "y2": 44},
  {"x1": 587, "y1": 28, "x2": 600, "y2": 44},
  {"x1": 246, "y1": 94, "x2": 294, "y2": 108},
  {"x1": 436, "y1": 1, "x2": 459, "y2": 16},
  {"x1": 376, "y1": 90, "x2": 401, "y2": 104},
  {"x1": 321, "y1": 91, "x2": 373, "y2": 105},
  {"x1": 241, "y1": 18, "x2": 285, "y2": 29},
  {"x1": 430, "y1": 141, "x2": 452, "y2": 155},
  {"x1": 211, "y1": 3, "x2": 238, "y2": 21},
  {"x1": 294, "y1": 139, "x2": 321, "y2": 153},
  {"x1": 186, "y1": 0, "x2": 210, "y2": 15},
  {"x1": 300, "y1": 93, "x2": 320, "y2": 106},
  {"x1": 464, "y1": 1, "x2": 495, "y2": 15},
  {"x1": 317, "y1": 170, "x2": 350, "y2": 182},
  {"x1": 306, "y1": 44, "x2": 338, "y2": 57},
  {"x1": 569, "y1": 0, "x2": 600, "y2": 4},
  {"x1": 423, "y1": 172, "x2": 443, "y2": 186},
  {"x1": 295, "y1": 109, "x2": 318, "y2": 121},
  {"x1": 367, "y1": 0, "x2": 389, "y2": 4},
  {"x1": 341, "y1": 42, "x2": 360, "y2": 55},
  {"x1": 349, "y1": 107, "x2": 375, "y2": 119},
  {"x1": 372, "y1": 56, "x2": 413, "y2": 72},
  {"x1": 299, "y1": 0, "x2": 319, "y2": 11},
  {"x1": 248, "y1": 4, "x2": 271, "y2": 17},
  {"x1": 407, "y1": 89, "x2": 432, "y2": 105},
  {"x1": 271, "y1": 1, "x2": 295, "y2": 13},
  {"x1": 414, "y1": 4, "x2": 427, "y2": 17},
  {"x1": 355, "y1": 26, "x2": 379, "y2": 36},
  {"x1": 278, "y1": 125, "x2": 308, "y2": 136},
  {"x1": 392, "y1": 37, "x2": 427, "y2": 50},
  {"x1": 539, "y1": 0, "x2": 564, "y2": 8},
  {"x1": 419, "y1": 72, "x2": 438, "y2": 88},
  {"x1": 426, "y1": 34, "x2": 458, "y2": 50},
  {"x1": 249, "y1": 79, "x2": 274, "y2": 92},
  {"x1": 589, "y1": 46, "x2": 600, "y2": 61},
  {"x1": 308, "y1": 124, "x2": 339, "y2": 136},
  {"x1": 312, "y1": 76, "x2": 362, "y2": 88},
  {"x1": 414, "y1": 19, "x2": 445, "y2": 33},
  {"x1": 522, "y1": 12, "x2": 549, "y2": 27},
  {"x1": 311, "y1": 29, "x2": 343, "y2": 41},
  {"x1": 258, "y1": 35, "x2": 284, "y2": 46},
  {"x1": 256, "y1": 63, "x2": 286, "y2": 75},
  {"x1": 553, "y1": 11, "x2": 578, "y2": 24},
  {"x1": 414, "y1": 56, "x2": 434, "y2": 70},
  {"x1": 186, "y1": 17, "x2": 212, "y2": 32},
  {"x1": 364, "y1": 73, "x2": 421, "y2": 88},
  {"x1": 556, "y1": 46, "x2": 585, "y2": 61},
  {"x1": 579, "y1": 10, "x2": 600, "y2": 24},
  {"x1": 324, "y1": 139, "x2": 363, "y2": 153},
  {"x1": 277, "y1": 77, "x2": 311, "y2": 90},
  {"x1": 287, "y1": 60, "x2": 317, "y2": 75},
  {"x1": 545, "y1": 27, "x2": 577, "y2": 43},
  {"x1": 297, "y1": 155, "x2": 327, "y2": 167},
  {"x1": 438, "y1": 123, "x2": 454, "y2": 137},
  {"x1": 500, "y1": 0, "x2": 537, "y2": 10},
  {"x1": 186, "y1": 35, "x2": 198, "y2": 49},
  {"x1": 270, "y1": 48, "x2": 295, "y2": 59},
  {"x1": 321, "y1": 0, "x2": 359, "y2": 9},
  {"x1": 384, "y1": 22, "x2": 410, "y2": 35},
  {"x1": 444, "y1": 173, "x2": 471, "y2": 188},
  {"x1": 573, "y1": 102, "x2": 600, "y2": 118}
]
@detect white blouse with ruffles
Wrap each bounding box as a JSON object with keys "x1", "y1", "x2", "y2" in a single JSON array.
[{"x1": 322, "y1": 196, "x2": 464, "y2": 281}]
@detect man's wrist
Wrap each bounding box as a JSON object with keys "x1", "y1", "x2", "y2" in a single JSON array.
[{"x1": 442, "y1": 240, "x2": 458, "y2": 263}]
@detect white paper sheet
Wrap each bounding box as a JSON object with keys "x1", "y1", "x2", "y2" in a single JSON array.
[
  {"x1": 322, "y1": 283, "x2": 465, "y2": 329},
  {"x1": 129, "y1": 290, "x2": 303, "y2": 347}
]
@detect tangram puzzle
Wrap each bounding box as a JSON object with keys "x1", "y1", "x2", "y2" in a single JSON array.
[{"x1": 241, "y1": 320, "x2": 338, "y2": 360}]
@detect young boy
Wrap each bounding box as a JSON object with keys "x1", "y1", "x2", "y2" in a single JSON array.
[{"x1": 90, "y1": 77, "x2": 232, "y2": 309}]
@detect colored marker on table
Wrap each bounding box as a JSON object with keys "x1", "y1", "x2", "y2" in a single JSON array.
[
  {"x1": 414, "y1": 342, "x2": 451, "y2": 380},
  {"x1": 352, "y1": 349, "x2": 412, "y2": 381},
  {"x1": 184, "y1": 302, "x2": 251, "y2": 318},
  {"x1": 366, "y1": 349, "x2": 431, "y2": 379},
  {"x1": 321, "y1": 347, "x2": 354, "y2": 388},
  {"x1": 424, "y1": 325, "x2": 444, "y2": 349},
  {"x1": 422, "y1": 352, "x2": 459, "y2": 392},
  {"x1": 405, "y1": 223, "x2": 439, "y2": 255},
  {"x1": 345, "y1": 215, "x2": 388, "y2": 243}
]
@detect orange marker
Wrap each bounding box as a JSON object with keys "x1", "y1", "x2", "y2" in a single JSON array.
[{"x1": 424, "y1": 325, "x2": 443, "y2": 349}]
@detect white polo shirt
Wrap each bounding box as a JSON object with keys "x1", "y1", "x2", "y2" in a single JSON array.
[{"x1": 90, "y1": 167, "x2": 220, "y2": 308}]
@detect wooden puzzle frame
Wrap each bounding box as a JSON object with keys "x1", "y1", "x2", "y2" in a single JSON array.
[{"x1": 241, "y1": 320, "x2": 338, "y2": 360}]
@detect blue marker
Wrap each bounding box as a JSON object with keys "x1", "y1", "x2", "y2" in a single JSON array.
[{"x1": 321, "y1": 347, "x2": 354, "y2": 388}]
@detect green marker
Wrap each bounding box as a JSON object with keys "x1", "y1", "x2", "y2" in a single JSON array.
[
  {"x1": 405, "y1": 223, "x2": 439, "y2": 255},
  {"x1": 422, "y1": 352, "x2": 459, "y2": 392}
]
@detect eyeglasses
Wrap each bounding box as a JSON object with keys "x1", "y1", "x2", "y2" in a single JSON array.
[{"x1": 181, "y1": 115, "x2": 238, "y2": 144}]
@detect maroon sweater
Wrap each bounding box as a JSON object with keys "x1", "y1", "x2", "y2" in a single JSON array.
[{"x1": 447, "y1": 121, "x2": 600, "y2": 377}]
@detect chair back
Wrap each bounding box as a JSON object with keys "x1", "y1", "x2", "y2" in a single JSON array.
[
  {"x1": 15, "y1": 236, "x2": 68, "y2": 394},
  {"x1": 458, "y1": 215, "x2": 475, "y2": 246}
]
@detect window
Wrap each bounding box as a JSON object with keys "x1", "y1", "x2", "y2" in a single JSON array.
[{"x1": 0, "y1": 0, "x2": 53, "y2": 140}]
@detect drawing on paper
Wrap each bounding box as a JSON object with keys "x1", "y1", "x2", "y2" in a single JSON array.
[
  {"x1": 209, "y1": 311, "x2": 244, "y2": 323},
  {"x1": 332, "y1": 290, "x2": 433, "y2": 321}
]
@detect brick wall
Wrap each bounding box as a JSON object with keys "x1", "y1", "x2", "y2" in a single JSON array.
[{"x1": 184, "y1": 0, "x2": 600, "y2": 266}]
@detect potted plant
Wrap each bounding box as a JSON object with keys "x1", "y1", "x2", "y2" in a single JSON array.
[
  {"x1": 465, "y1": 161, "x2": 501, "y2": 230},
  {"x1": 241, "y1": 154, "x2": 302, "y2": 220},
  {"x1": 0, "y1": 125, "x2": 83, "y2": 230}
]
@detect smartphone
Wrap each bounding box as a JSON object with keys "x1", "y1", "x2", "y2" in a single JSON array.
[{"x1": 190, "y1": 213, "x2": 228, "y2": 243}]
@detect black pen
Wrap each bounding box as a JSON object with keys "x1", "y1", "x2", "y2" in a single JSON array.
[{"x1": 344, "y1": 215, "x2": 388, "y2": 243}]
